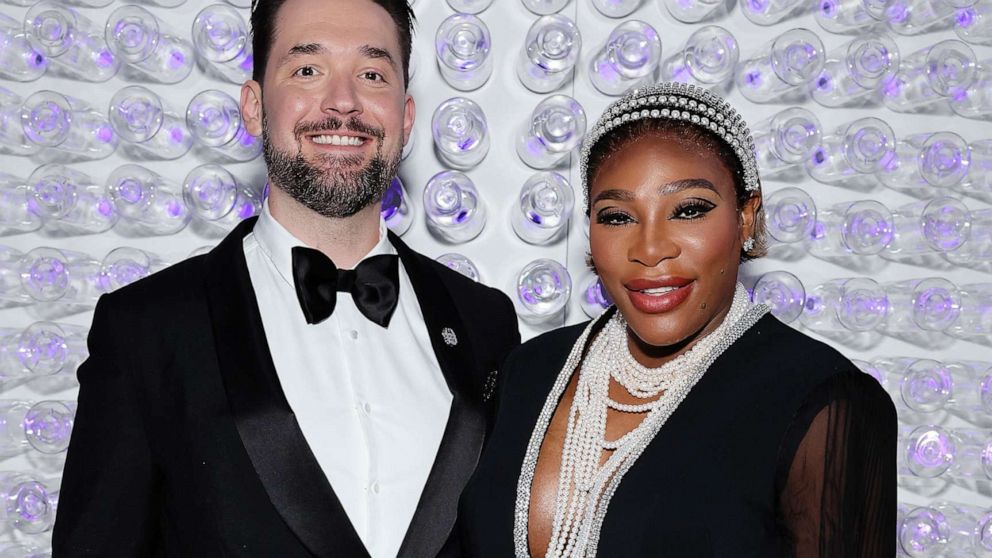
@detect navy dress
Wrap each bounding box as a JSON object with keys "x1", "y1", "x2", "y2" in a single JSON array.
[{"x1": 457, "y1": 311, "x2": 896, "y2": 557}]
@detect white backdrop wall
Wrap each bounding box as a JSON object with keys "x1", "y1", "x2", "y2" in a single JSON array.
[{"x1": 0, "y1": 0, "x2": 990, "y2": 553}]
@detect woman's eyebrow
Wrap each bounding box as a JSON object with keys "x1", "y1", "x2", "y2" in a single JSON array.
[
  {"x1": 658, "y1": 178, "x2": 722, "y2": 198},
  {"x1": 592, "y1": 189, "x2": 635, "y2": 204}
]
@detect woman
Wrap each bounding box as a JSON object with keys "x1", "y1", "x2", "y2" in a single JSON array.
[{"x1": 458, "y1": 83, "x2": 896, "y2": 557}]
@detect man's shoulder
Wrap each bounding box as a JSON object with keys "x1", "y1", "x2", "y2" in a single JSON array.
[
  {"x1": 403, "y1": 245, "x2": 513, "y2": 313},
  {"x1": 101, "y1": 254, "x2": 210, "y2": 312}
]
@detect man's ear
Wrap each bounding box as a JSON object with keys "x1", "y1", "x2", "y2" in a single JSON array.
[
  {"x1": 241, "y1": 80, "x2": 263, "y2": 137},
  {"x1": 402, "y1": 93, "x2": 415, "y2": 146}
]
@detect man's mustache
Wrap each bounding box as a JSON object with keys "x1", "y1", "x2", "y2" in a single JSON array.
[{"x1": 294, "y1": 116, "x2": 385, "y2": 141}]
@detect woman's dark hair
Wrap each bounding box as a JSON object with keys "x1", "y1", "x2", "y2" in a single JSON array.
[
  {"x1": 585, "y1": 117, "x2": 767, "y2": 261},
  {"x1": 250, "y1": 0, "x2": 416, "y2": 87}
]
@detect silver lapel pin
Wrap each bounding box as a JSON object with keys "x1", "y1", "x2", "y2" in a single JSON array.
[{"x1": 441, "y1": 327, "x2": 458, "y2": 347}]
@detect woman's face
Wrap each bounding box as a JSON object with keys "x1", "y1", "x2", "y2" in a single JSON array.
[{"x1": 589, "y1": 132, "x2": 759, "y2": 365}]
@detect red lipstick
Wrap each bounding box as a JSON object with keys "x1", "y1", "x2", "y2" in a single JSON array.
[{"x1": 624, "y1": 277, "x2": 694, "y2": 314}]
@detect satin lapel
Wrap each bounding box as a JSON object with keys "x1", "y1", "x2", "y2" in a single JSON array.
[
  {"x1": 205, "y1": 217, "x2": 369, "y2": 558},
  {"x1": 390, "y1": 233, "x2": 487, "y2": 558}
]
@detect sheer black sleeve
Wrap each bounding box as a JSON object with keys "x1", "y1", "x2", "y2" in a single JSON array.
[{"x1": 775, "y1": 369, "x2": 897, "y2": 557}]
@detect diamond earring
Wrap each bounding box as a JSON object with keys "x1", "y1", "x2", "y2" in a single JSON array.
[{"x1": 742, "y1": 237, "x2": 755, "y2": 252}]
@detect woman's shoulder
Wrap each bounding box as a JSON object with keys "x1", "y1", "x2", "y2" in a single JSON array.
[
  {"x1": 740, "y1": 314, "x2": 860, "y2": 375},
  {"x1": 505, "y1": 320, "x2": 592, "y2": 367}
]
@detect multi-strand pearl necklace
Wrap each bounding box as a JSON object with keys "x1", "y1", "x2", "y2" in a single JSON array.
[{"x1": 513, "y1": 283, "x2": 768, "y2": 558}]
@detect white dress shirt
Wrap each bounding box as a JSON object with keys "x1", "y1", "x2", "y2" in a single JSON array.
[{"x1": 243, "y1": 202, "x2": 452, "y2": 558}]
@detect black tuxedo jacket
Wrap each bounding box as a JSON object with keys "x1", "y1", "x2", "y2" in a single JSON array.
[{"x1": 52, "y1": 217, "x2": 520, "y2": 557}]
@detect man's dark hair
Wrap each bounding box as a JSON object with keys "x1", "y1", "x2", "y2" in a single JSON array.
[{"x1": 250, "y1": 0, "x2": 416, "y2": 88}]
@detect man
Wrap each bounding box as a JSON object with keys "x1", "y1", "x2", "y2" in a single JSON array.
[{"x1": 51, "y1": 0, "x2": 519, "y2": 555}]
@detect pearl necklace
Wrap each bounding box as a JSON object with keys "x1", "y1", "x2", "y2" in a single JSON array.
[{"x1": 513, "y1": 283, "x2": 768, "y2": 557}]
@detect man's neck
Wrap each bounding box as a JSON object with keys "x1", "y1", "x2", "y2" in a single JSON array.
[{"x1": 267, "y1": 187, "x2": 382, "y2": 269}]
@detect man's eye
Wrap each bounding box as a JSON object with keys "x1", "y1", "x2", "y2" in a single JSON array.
[
  {"x1": 362, "y1": 71, "x2": 385, "y2": 82},
  {"x1": 294, "y1": 66, "x2": 317, "y2": 77}
]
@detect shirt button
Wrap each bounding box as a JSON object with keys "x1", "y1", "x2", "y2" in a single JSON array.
[
  {"x1": 371, "y1": 482, "x2": 380, "y2": 494},
  {"x1": 362, "y1": 402, "x2": 372, "y2": 414},
  {"x1": 349, "y1": 330, "x2": 358, "y2": 340}
]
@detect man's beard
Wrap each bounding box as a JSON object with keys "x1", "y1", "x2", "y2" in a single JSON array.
[{"x1": 262, "y1": 115, "x2": 400, "y2": 218}]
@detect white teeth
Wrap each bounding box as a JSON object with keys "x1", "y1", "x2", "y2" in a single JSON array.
[
  {"x1": 311, "y1": 135, "x2": 364, "y2": 146},
  {"x1": 641, "y1": 286, "x2": 679, "y2": 295}
]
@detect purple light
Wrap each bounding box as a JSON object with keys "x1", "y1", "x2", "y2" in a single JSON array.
[
  {"x1": 97, "y1": 199, "x2": 114, "y2": 217},
  {"x1": 815, "y1": 72, "x2": 832, "y2": 92},
  {"x1": 96, "y1": 125, "x2": 114, "y2": 143},
  {"x1": 169, "y1": 127, "x2": 185, "y2": 144},
  {"x1": 956, "y1": 8, "x2": 975, "y2": 27},
  {"x1": 671, "y1": 64, "x2": 690, "y2": 83},
  {"x1": 166, "y1": 199, "x2": 183, "y2": 217},
  {"x1": 819, "y1": 0, "x2": 837, "y2": 16},
  {"x1": 810, "y1": 147, "x2": 826, "y2": 166},
  {"x1": 238, "y1": 201, "x2": 256, "y2": 219},
  {"x1": 168, "y1": 50, "x2": 186, "y2": 69},
  {"x1": 240, "y1": 53, "x2": 253, "y2": 71},
  {"x1": 29, "y1": 51, "x2": 46, "y2": 70},
  {"x1": 748, "y1": 0, "x2": 769, "y2": 13},
  {"x1": 239, "y1": 131, "x2": 257, "y2": 147},
  {"x1": 882, "y1": 76, "x2": 902, "y2": 97},
  {"x1": 97, "y1": 50, "x2": 114, "y2": 68},
  {"x1": 743, "y1": 69, "x2": 763, "y2": 88},
  {"x1": 886, "y1": 2, "x2": 908, "y2": 23}
]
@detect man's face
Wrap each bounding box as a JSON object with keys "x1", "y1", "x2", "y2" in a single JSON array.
[{"x1": 241, "y1": 0, "x2": 414, "y2": 218}]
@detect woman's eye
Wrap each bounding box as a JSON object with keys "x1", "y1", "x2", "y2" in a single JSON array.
[
  {"x1": 672, "y1": 201, "x2": 715, "y2": 220},
  {"x1": 596, "y1": 210, "x2": 634, "y2": 226}
]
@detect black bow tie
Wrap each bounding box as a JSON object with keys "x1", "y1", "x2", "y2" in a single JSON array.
[{"x1": 291, "y1": 246, "x2": 400, "y2": 327}]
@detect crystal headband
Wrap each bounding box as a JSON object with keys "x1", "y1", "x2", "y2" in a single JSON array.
[{"x1": 580, "y1": 82, "x2": 761, "y2": 211}]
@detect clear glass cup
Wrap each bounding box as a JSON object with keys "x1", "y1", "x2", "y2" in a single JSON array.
[
  {"x1": 736, "y1": 28, "x2": 825, "y2": 103},
  {"x1": 521, "y1": 0, "x2": 570, "y2": 15},
  {"x1": 447, "y1": 0, "x2": 494, "y2": 13},
  {"x1": 752, "y1": 108, "x2": 821, "y2": 178},
  {"x1": 515, "y1": 95, "x2": 586, "y2": 169},
  {"x1": 882, "y1": 40, "x2": 976, "y2": 114},
  {"x1": 436, "y1": 253, "x2": 481, "y2": 282},
  {"x1": 899, "y1": 424, "x2": 956, "y2": 478},
  {"x1": 0, "y1": 172, "x2": 42, "y2": 236},
  {"x1": 799, "y1": 277, "x2": 889, "y2": 333},
  {"x1": 805, "y1": 200, "x2": 894, "y2": 263},
  {"x1": 925, "y1": 501, "x2": 992, "y2": 555},
  {"x1": 105, "y1": 5, "x2": 194, "y2": 83},
  {"x1": 764, "y1": 187, "x2": 816, "y2": 244},
  {"x1": 592, "y1": 0, "x2": 642, "y2": 17},
  {"x1": 579, "y1": 274, "x2": 612, "y2": 318},
  {"x1": 98, "y1": 247, "x2": 167, "y2": 293},
  {"x1": 0, "y1": 13, "x2": 47, "y2": 82},
  {"x1": 881, "y1": 197, "x2": 971, "y2": 262},
  {"x1": 659, "y1": 25, "x2": 739, "y2": 92},
  {"x1": 947, "y1": 360, "x2": 992, "y2": 426},
  {"x1": 946, "y1": 283, "x2": 992, "y2": 344},
  {"x1": 589, "y1": 20, "x2": 662, "y2": 96},
  {"x1": 23, "y1": 400, "x2": 74, "y2": 454},
  {"x1": 27, "y1": 164, "x2": 118, "y2": 236},
  {"x1": 750, "y1": 270, "x2": 805, "y2": 323},
  {"x1": 0, "y1": 472, "x2": 55, "y2": 534},
  {"x1": 883, "y1": 278, "x2": 961, "y2": 336},
  {"x1": 109, "y1": 85, "x2": 193, "y2": 161},
  {"x1": 182, "y1": 164, "x2": 261, "y2": 234},
  {"x1": 423, "y1": 170, "x2": 486, "y2": 243},
  {"x1": 741, "y1": 0, "x2": 810, "y2": 24},
  {"x1": 191, "y1": 4, "x2": 252, "y2": 84},
  {"x1": 898, "y1": 504, "x2": 951, "y2": 555},
  {"x1": 514, "y1": 258, "x2": 571, "y2": 324},
  {"x1": 877, "y1": 132, "x2": 971, "y2": 198},
  {"x1": 664, "y1": 0, "x2": 730, "y2": 23},
  {"x1": 381, "y1": 176, "x2": 413, "y2": 237},
  {"x1": 944, "y1": 207, "x2": 992, "y2": 270},
  {"x1": 0, "y1": 322, "x2": 86, "y2": 379},
  {"x1": 186, "y1": 90, "x2": 262, "y2": 162},
  {"x1": 885, "y1": 0, "x2": 958, "y2": 35},
  {"x1": 805, "y1": 117, "x2": 895, "y2": 189},
  {"x1": 18, "y1": 246, "x2": 101, "y2": 306},
  {"x1": 23, "y1": 1, "x2": 120, "y2": 82},
  {"x1": 431, "y1": 97, "x2": 489, "y2": 170},
  {"x1": 20, "y1": 91, "x2": 118, "y2": 161},
  {"x1": 815, "y1": 0, "x2": 887, "y2": 32},
  {"x1": 0, "y1": 88, "x2": 40, "y2": 157},
  {"x1": 811, "y1": 33, "x2": 899, "y2": 108},
  {"x1": 107, "y1": 164, "x2": 191, "y2": 236},
  {"x1": 955, "y1": 0, "x2": 992, "y2": 45},
  {"x1": 435, "y1": 14, "x2": 492, "y2": 91},
  {"x1": 511, "y1": 171, "x2": 573, "y2": 245},
  {"x1": 516, "y1": 14, "x2": 581, "y2": 94}
]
